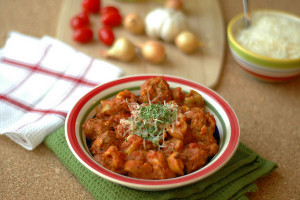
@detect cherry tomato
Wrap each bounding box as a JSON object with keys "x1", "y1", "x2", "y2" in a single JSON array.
[
  {"x1": 100, "y1": 6, "x2": 119, "y2": 15},
  {"x1": 82, "y1": 0, "x2": 101, "y2": 14},
  {"x1": 98, "y1": 27, "x2": 115, "y2": 46},
  {"x1": 77, "y1": 11, "x2": 90, "y2": 21},
  {"x1": 70, "y1": 12, "x2": 90, "y2": 29},
  {"x1": 73, "y1": 27, "x2": 93, "y2": 43},
  {"x1": 101, "y1": 12, "x2": 122, "y2": 27}
]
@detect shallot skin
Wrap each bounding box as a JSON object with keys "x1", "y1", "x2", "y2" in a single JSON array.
[
  {"x1": 175, "y1": 31, "x2": 200, "y2": 54},
  {"x1": 101, "y1": 38, "x2": 136, "y2": 62},
  {"x1": 124, "y1": 13, "x2": 145, "y2": 35},
  {"x1": 140, "y1": 40, "x2": 166, "y2": 64}
]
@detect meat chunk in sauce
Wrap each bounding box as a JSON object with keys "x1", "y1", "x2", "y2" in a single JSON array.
[
  {"x1": 139, "y1": 76, "x2": 172, "y2": 104},
  {"x1": 171, "y1": 87, "x2": 186, "y2": 105},
  {"x1": 179, "y1": 143, "x2": 210, "y2": 174},
  {"x1": 82, "y1": 118, "x2": 110, "y2": 141},
  {"x1": 186, "y1": 107, "x2": 218, "y2": 144},
  {"x1": 99, "y1": 90, "x2": 136, "y2": 116},
  {"x1": 90, "y1": 131, "x2": 121, "y2": 155},
  {"x1": 184, "y1": 90, "x2": 205, "y2": 108}
]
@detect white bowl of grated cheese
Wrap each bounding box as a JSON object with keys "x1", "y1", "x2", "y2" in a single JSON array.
[{"x1": 228, "y1": 10, "x2": 300, "y2": 82}]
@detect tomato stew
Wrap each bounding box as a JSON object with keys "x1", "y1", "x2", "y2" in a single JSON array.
[{"x1": 82, "y1": 76, "x2": 219, "y2": 179}]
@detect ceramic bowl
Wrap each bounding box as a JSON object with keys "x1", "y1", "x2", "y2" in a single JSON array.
[
  {"x1": 65, "y1": 75, "x2": 240, "y2": 191},
  {"x1": 227, "y1": 10, "x2": 300, "y2": 82}
]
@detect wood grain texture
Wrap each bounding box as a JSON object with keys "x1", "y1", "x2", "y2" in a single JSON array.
[{"x1": 56, "y1": 0, "x2": 225, "y2": 88}]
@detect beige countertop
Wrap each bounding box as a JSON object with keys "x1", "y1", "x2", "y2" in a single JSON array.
[{"x1": 0, "y1": 0, "x2": 299, "y2": 199}]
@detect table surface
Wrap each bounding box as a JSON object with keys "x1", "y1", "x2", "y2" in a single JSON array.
[{"x1": 0, "y1": 0, "x2": 299, "y2": 199}]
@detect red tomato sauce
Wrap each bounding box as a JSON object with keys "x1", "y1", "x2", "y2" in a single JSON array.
[{"x1": 82, "y1": 76, "x2": 219, "y2": 179}]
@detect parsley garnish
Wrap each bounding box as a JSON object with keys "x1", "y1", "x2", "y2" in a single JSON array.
[{"x1": 124, "y1": 102, "x2": 178, "y2": 147}]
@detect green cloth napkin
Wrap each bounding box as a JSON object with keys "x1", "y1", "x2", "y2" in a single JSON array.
[{"x1": 44, "y1": 126, "x2": 277, "y2": 200}]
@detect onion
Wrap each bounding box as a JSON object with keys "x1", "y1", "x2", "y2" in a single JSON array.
[
  {"x1": 175, "y1": 31, "x2": 202, "y2": 54},
  {"x1": 165, "y1": 0, "x2": 183, "y2": 10},
  {"x1": 100, "y1": 38, "x2": 136, "y2": 62},
  {"x1": 138, "y1": 40, "x2": 166, "y2": 64},
  {"x1": 124, "y1": 13, "x2": 145, "y2": 35}
]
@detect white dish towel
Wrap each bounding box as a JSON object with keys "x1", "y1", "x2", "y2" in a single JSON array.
[{"x1": 0, "y1": 32, "x2": 123, "y2": 150}]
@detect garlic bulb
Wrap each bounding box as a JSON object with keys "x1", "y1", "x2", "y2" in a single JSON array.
[{"x1": 145, "y1": 8, "x2": 188, "y2": 42}]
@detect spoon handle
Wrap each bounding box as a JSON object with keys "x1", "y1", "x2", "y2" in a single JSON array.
[{"x1": 243, "y1": 0, "x2": 250, "y2": 27}]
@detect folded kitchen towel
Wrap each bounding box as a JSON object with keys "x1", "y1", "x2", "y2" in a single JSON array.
[
  {"x1": 0, "y1": 32, "x2": 123, "y2": 150},
  {"x1": 44, "y1": 126, "x2": 278, "y2": 200}
]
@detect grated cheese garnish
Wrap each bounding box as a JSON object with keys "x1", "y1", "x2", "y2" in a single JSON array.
[{"x1": 121, "y1": 101, "x2": 178, "y2": 148}]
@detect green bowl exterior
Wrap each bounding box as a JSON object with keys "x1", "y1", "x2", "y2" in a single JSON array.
[{"x1": 228, "y1": 37, "x2": 300, "y2": 70}]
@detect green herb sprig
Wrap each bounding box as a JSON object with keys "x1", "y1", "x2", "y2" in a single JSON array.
[{"x1": 127, "y1": 102, "x2": 178, "y2": 147}]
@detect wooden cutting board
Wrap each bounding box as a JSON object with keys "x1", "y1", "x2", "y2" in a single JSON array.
[{"x1": 56, "y1": 0, "x2": 225, "y2": 88}]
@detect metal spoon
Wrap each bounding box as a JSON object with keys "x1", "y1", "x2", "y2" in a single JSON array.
[{"x1": 243, "y1": 0, "x2": 250, "y2": 27}]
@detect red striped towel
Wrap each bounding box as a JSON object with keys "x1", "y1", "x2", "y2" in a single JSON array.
[{"x1": 0, "y1": 32, "x2": 123, "y2": 150}]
